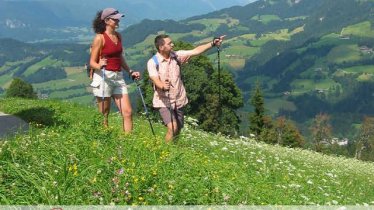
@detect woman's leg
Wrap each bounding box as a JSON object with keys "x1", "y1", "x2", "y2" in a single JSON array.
[
  {"x1": 113, "y1": 94, "x2": 132, "y2": 133},
  {"x1": 97, "y1": 97, "x2": 111, "y2": 127}
]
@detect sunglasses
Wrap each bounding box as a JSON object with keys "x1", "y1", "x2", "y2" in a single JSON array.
[{"x1": 104, "y1": 10, "x2": 119, "y2": 20}]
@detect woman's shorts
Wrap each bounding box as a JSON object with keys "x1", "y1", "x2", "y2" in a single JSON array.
[{"x1": 90, "y1": 69, "x2": 128, "y2": 97}]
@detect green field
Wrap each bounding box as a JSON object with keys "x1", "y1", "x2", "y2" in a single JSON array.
[
  {"x1": 251, "y1": 14, "x2": 282, "y2": 24},
  {"x1": 291, "y1": 79, "x2": 339, "y2": 95},
  {"x1": 326, "y1": 44, "x2": 362, "y2": 64},
  {"x1": 22, "y1": 56, "x2": 68, "y2": 77},
  {"x1": 341, "y1": 21, "x2": 374, "y2": 38},
  {"x1": 343, "y1": 65, "x2": 374, "y2": 74},
  {"x1": 1, "y1": 98, "x2": 374, "y2": 205}
]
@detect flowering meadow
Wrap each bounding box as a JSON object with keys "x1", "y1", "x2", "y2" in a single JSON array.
[{"x1": 0, "y1": 98, "x2": 374, "y2": 205}]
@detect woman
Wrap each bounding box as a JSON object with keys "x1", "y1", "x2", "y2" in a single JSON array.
[{"x1": 90, "y1": 8, "x2": 140, "y2": 133}]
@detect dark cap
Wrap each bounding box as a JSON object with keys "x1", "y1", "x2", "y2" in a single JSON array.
[{"x1": 101, "y1": 8, "x2": 124, "y2": 20}]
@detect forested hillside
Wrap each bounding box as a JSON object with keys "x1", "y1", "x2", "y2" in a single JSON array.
[
  {"x1": 1, "y1": 0, "x2": 374, "y2": 145},
  {"x1": 0, "y1": 39, "x2": 91, "y2": 102}
]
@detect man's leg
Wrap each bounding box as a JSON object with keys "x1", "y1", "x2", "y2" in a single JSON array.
[{"x1": 159, "y1": 107, "x2": 178, "y2": 142}]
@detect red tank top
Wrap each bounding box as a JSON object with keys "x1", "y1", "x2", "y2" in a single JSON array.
[{"x1": 101, "y1": 32, "x2": 123, "y2": 71}]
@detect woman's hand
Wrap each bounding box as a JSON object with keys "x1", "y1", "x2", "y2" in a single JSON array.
[
  {"x1": 99, "y1": 57, "x2": 107, "y2": 69},
  {"x1": 130, "y1": 70, "x2": 141, "y2": 80}
]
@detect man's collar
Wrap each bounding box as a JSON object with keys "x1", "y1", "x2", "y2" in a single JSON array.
[{"x1": 156, "y1": 51, "x2": 176, "y2": 62}]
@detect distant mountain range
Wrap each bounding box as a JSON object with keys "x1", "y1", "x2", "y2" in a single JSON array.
[{"x1": 0, "y1": 0, "x2": 256, "y2": 42}]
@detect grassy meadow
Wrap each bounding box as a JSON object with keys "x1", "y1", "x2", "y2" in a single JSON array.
[{"x1": 0, "y1": 98, "x2": 374, "y2": 205}]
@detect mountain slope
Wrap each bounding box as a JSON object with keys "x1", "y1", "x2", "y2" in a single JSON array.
[
  {"x1": 118, "y1": 0, "x2": 374, "y2": 138},
  {"x1": 0, "y1": 0, "x2": 257, "y2": 42},
  {"x1": 0, "y1": 98, "x2": 374, "y2": 205}
]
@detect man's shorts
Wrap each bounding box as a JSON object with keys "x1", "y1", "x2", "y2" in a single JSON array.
[
  {"x1": 90, "y1": 69, "x2": 128, "y2": 97},
  {"x1": 159, "y1": 107, "x2": 184, "y2": 128}
]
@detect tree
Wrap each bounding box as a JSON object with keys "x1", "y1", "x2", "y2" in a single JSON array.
[
  {"x1": 259, "y1": 116, "x2": 304, "y2": 148},
  {"x1": 249, "y1": 82, "x2": 265, "y2": 136},
  {"x1": 5, "y1": 77, "x2": 37, "y2": 99},
  {"x1": 276, "y1": 117, "x2": 305, "y2": 148},
  {"x1": 310, "y1": 113, "x2": 332, "y2": 152},
  {"x1": 355, "y1": 116, "x2": 374, "y2": 161},
  {"x1": 197, "y1": 71, "x2": 243, "y2": 136}
]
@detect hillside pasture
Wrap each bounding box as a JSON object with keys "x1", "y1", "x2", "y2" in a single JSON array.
[
  {"x1": 0, "y1": 59, "x2": 32, "y2": 73},
  {"x1": 249, "y1": 29, "x2": 292, "y2": 47},
  {"x1": 326, "y1": 44, "x2": 362, "y2": 64},
  {"x1": 357, "y1": 73, "x2": 373, "y2": 81},
  {"x1": 250, "y1": 14, "x2": 282, "y2": 24},
  {"x1": 341, "y1": 21, "x2": 374, "y2": 38},
  {"x1": 22, "y1": 56, "x2": 67, "y2": 77},
  {"x1": 33, "y1": 71, "x2": 88, "y2": 92},
  {"x1": 343, "y1": 65, "x2": 374, "y2": 74},
  {"x1": 0, "y1": 59, "x2": 35, "y2": 88},
  {"x1": 0, "y1": 74, "x2": 14, "y2": 89},
  {"x1": 188, "y1": 17, "x2": 239, "y2": 32},
  {"x1": 1, "y1": 98, "x2": 374, "y2": 205},
  {"x1": 65, "y1": 66, "x2": 85, "y2": 75},
  {"x1": 290, "y1": 79, "x2": 338, "y2": 95}
]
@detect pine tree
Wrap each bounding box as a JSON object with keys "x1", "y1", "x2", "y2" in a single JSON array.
[
  {"x1": 5, "y1": 77, "x2": 37, "y2": 99},
  {"x1": 249, "y1": 82, "x2": 265, "y2": 136}
]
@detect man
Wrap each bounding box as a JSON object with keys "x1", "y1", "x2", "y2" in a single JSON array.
[{"x1": 147, "y1": 34, "x2": 224, "y2": 142}]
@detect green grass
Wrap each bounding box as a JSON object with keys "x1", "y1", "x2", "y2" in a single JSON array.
[
  {"x1": 341, "y1": 21, "x2": 374, "y2": 38},
  {"x1": 251, "y1": 15, "x2": 282, "y2": 24},
  {"x1": 343, "y1": 65, "x2": 374, "y2": 74},
  {"x1": 0, "y1": 74, "x2": 14, "y2": 89},
  {"x1": 326, "y1": 45, "x2": 362, "y2": 64},
  {"x1": 33, "y1": 71, "x2": 88, "y2": 90},
  {"x1": 1, "y1": 98, "x2": 374, "y2": 205},
  {"x1": 291, "y1": 79, "x2": 339, "y2": 95},
  {"x1": 22, "y1": 56, "x2": 67, "y2": 77}
]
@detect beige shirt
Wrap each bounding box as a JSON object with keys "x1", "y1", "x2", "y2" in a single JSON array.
[{"x1": 147, "y1": 51, "x2": 191, "y2": 109}]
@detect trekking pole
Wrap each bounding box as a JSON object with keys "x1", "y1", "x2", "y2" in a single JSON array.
[
  {"x1": 165, "y1": 79, "x2": 175, "y2": 138},
  {"x1": 134, "y1": 79, "x2": 155, "y2": 136},
  {"x1": 217, "y1": 45, "x2": 222, "y2": 125},
  {"x1": 101, "y1": 63, "x2": 106, "y2": 116}
]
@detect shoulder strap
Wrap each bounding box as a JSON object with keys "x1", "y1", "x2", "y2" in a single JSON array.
[
  {"x1": 98, "y1": 34, "x2": 104, "y2": 59},
  {"x1": 152, "y1": 55, "x2": 159, "y2": 71},
  {"x1": 170, "y1": 51, "x2": 181, "y2": 67}
]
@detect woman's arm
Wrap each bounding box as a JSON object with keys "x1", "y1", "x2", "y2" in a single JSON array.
[{"x1": 90, "y1": 34, "x2": 106, "y2": 70}]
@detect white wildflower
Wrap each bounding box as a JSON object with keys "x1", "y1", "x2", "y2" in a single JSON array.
[
  {"x1": 240, "y1": 136, "x2": 248, "y2": 140},
  {"x1": 210, "y1": 141, "x2": 218, "y2": 146},
  {"x1": 301, "y1": 195, "x2": 309, "y2": 201}
]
